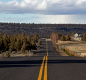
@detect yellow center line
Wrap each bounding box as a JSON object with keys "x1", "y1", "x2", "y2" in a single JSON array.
[
  {"x1": 44, "y1": 56, "x2": 48, "y2": 80},
  {"x1": 37, "y1": 40, "x2": 48, "y2": 80},
  {"x1": 38, "y1": 56, "x2": 45, "y2": 80}
]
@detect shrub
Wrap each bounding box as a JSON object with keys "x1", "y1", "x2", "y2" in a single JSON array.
[
  {"x1": 61, "y1": 34, "x2": 65, "y2": 41},
  {"x1": 66, "y1": 34, "x2": 71, "y2": 41},
  {"x1": 21, "y1": 43, "x2": 26, "y2": 53},
  {"x1": 0, "y1": 32, "x2": 40, "y2": 53},
  {"x1": 38, "y1": 39, "x2": 42, "y2": 46},
  {"x1": 6, "y1": 52, "x2": 10, "y2": 57},
  {"x1": 61, "y1": 48, "x2": 74, "y2": 56}
]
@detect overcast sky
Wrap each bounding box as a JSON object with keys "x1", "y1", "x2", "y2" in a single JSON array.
[{"x1": 0, "y1": 0, "x2": 86, "y2": 24}]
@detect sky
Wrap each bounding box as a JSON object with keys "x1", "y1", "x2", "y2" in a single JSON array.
[{"x1": 0, "y1": 0, "x2": 86, "y2": 24}]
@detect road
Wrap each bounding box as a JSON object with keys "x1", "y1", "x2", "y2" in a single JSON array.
[{"x1": 0, "y1": 39, "x2": 86, "y2": 80}]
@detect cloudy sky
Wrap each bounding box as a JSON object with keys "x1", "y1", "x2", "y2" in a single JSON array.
[{"x1": 0, "y1": 0, "x2": 86, "y2": 24}]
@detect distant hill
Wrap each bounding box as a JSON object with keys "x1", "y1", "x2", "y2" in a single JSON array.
[{"x1": 0, "y1": 23, "x2": 86, "y2": 37}]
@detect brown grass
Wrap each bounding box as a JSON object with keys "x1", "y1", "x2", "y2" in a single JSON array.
[{"x1": 64, "y1": 48, "x2": 80, "y2": 57}]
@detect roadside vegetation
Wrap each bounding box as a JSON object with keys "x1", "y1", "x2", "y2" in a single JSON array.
[
  {"x1": 0, "y1": 32, "x2": 41, "y2": 57},
  {"x1": 82, "y1": 33, "x2": 86, "y2": 41},
  {"x1": 51, "y1": 32, "x2": 86, "y2": 57},
  {"x1": 61, "y1": 48, "x2": 80, "y2": 57},
  {"x1": 51, "y1": 32, "x2": 71, "y2": 43},
  {"x1": 61, "y1": 48, "x2": 74, "y2": 56}
]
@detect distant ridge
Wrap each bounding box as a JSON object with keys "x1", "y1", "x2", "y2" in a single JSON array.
[{"x1": 0, "y1": 23, "x2": 86, "y2": 37}]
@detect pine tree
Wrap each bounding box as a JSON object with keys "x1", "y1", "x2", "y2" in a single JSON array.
[
  {"x1": 21, "y1": 43, "x2": 26, "y2": 53},
  {"x1": 61, "y1": 34, "x2": 65, "y2": 41},
  {"x1": 56, "y1": 33, "x2": 61, "y2": 40},
  {"x1": 25, "y1": 41, "x2": 31, "y2": 50},
  {"x1": 15, "y1": 39, "x2": 22, "y2": 51},
  {"x1": 27, "y1": 35, "x2": 31, "y2": 42},
  {"x1": 66, "y1": 34, "x2": 71, "y2": 41},
  {"x1": 82, "y1": 33, "x2": 86, "y2": 41},
  {"x1": 30, "y1": 39, "x2": 37, "y2": 50},
  {"x1": 9, "y1": 37, "x2": 16, "y2": 50},
  {"x1": 22, "y1": 37, "x2": 27, "y2": 44},
  {"x1": 38, "y1": 39, "x2": 42, "y2": 46},
  {"x1": 3, "y1": 34, "x2": 10, "y2": 50},
  {"x1": 33, "y1": 33, "x2": 39, "y2": 42},
  {"x1": 0, "y1": 33, "x2": 3, "y2": 50}
]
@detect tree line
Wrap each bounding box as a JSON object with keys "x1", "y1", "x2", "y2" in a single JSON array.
[
  {"x1": 0, "y1": 33, "x2": 41, "y2": 53},
  {"x1": 51, "y1": 32, "x2": 86, "y2": 42},
  {"x1": 51, "y1": 32, "x2": 72, "y2": 43}
]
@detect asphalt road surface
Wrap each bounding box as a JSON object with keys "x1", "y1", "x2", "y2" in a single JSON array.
[{"x1": 0, "y1": 39, "x2": 86, "y2": 80}]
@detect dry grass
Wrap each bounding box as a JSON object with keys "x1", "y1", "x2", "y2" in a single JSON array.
[
  {"x1": 57, "y1": 40, "x2": 86, "y2": 57},
  {"x1": 64, "y1": 48, "x2": 79, "y2": 57}
]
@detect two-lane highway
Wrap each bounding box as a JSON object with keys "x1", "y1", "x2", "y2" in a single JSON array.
[{"x1": 0, "y1": 39, "x2": 86, "y2": 80}]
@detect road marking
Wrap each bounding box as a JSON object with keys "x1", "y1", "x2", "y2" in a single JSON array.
[
  {"x1": 44, "y1": 56, "x2": 47, "y2": 80},
  {"x1": 38, "y1": 40, "x2": 48, "y2": 80},
  {"x1": 44, "y1": 40, "x2": 48, "y2": 80},
  {"x1": 38, "y1": 56, "x2": 45, "y2": 80}
]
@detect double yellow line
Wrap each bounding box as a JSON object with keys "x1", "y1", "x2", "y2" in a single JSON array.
[
  {"x1": 44, "y1": 56, "x2": 48, "y2": 80},
  {"x1": 37, "y1": 40, "x2": 48, "y2": 80},
  {"x1": 37, "y1": 56, "x2": 48, "y2": 80}
]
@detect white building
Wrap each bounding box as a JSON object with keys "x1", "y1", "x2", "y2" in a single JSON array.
[{"x1": 74, "y1": 33, "x2": 83, "y2": 41}]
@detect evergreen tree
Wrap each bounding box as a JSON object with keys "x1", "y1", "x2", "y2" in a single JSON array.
[
  {"x1": 33, "y1": 33, "x2": 39, "y2": 42},
  {"x1": 66, "y1": 34, "x2": 71, "y2": 41},
  {"x1": 0, "y1": 33, "x2": 4, "y2": 50},
  {"x1": 0, "y1": 32, "x2": 38, "y2": 52},
  {"x1": 30, "y1": 39, "x2": 37, "y2": 50},
  {"x1": 56, "y1": 33, "x2": 61, "y2": 40},
  {"x1": 82, "y1": 33, "x2": 86, "y2": 41},
  {"x1": 9, "y1": 37, "x2": 16, "y2": 50},
  {"x1": 21, "y1": 43, "x2": 26, "y2": 53},
  {"x1": 25, "y1": 41, "x2": 31, "y2": 50},
  {"x1": 31, "y1": 40, "x2": 35, "y2": 46},
  {"x1": 15, "y1": 39, "x2": 22, "y2": 51},
  {"x1": 22, "y1": 37, "x2": 27, "y2": 44},
  {"x1": 27, "y1": 35, "x2": 31, "y2": 42},
  {"x1": 38, "y1": 39, "x2": 42, "y2": 46},
  {"x1": 3, "y1": 34, "x2": 10, "y2": 50},
  {"x1": 0, "y1": 38, "x2": 3, "y2": 49},
  {"x1": 61, "y1": 34, "x2": 65, "y2": 41}
]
